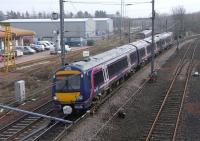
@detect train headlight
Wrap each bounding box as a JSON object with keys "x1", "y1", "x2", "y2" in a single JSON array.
[
  {"x1": 63, "y1": 106, "x2": 72, "y2": 115},
  {"x1": 53, "y1": 96, "x2": 58, "y2": 101},
  {"x1": 76, "y1": 95, "x2": 83, "y2": 101}
]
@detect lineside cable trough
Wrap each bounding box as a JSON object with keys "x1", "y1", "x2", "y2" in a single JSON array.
[{"x1": 0, "y1": 104, "x2": 73, "y2": 124}]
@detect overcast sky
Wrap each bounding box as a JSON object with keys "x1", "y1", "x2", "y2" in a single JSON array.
[{"x1": 0, "y1": 0, "x2": 200, "y2": 18}]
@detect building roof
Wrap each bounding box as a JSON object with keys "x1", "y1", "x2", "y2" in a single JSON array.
[
  {"x1": 1, "y1": 18, "x2": 92, "y2": 23},
  {"x1": 93, "y1": 18, "x2": 111, "y2": 21},
  {"x1": 0, "y1": 25, "x2": 35, "y2": 38}
]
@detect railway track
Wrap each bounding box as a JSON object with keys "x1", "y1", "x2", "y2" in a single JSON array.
[
  {"x1": 0, "y1": 38, "x2": 199, "y2": 141},
  {"x1": 0, "y1": 39, "x2": 194, "y2": 141},
  {"x1": 142, "y1": 39, "x2": 198, "y2": 141},
  {"x1": 0, "y1": 100, "x2": 54, "y2": 141},
  {"x1": 13, "y1": 68, "x2": 145, "y2": 141}
]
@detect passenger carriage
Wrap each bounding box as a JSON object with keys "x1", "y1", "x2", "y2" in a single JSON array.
[{"x1": 52, "y1": 32, "x2": 173, "y2": 114}]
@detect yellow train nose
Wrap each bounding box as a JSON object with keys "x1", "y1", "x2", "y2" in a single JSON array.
[{"x1": 55, "y1": 92, "x2": 80, "y2": 103}]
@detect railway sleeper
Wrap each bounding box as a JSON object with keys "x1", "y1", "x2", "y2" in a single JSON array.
[
  {"x1": 7, "y1": 128, "x2": 20, "y2": 131},
  {"x1": 162, "y1": 105, "x2": 180, "y2": 110},
  {"x1": 0, "y1": 134, "x2": 12, "y2": 138},
  {"x1": 152, "y1": 131, "x2": 172, "y2": 137},
  {"x1": 156, "y1": 123, "x2": 175, "y2": 128},
  {"x1": 161, "y1": 110, "x2": 179, "y2": 114},
  {"x1": 12, "y1": 125, "x2": 26, "y2": 129},
  {"x1": 154, "y1": 128, "x2": 173, "y2": 132},
  {"x1": 151, "y1": 135, "x2": 172, "y2": 141},
  {"x1": 2, "y1": 131, "x2": 18, "y2": 134},
  {"x1": 0, "y1": 137, "x2": 8, "y2": 140},
  {"x1": 161, "y1": 110, "x2": 179, "y2": 113}
]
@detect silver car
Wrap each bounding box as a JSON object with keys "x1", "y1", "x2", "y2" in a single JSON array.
[
  {"x1": 30, "y1": 44, "x2": 45, "y2": 52},
  {"x1": 16, "y1": 46, "x2": 36, "y2": 55}
]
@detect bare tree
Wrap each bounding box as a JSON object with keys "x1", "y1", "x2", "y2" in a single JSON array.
[{"x1": 172, "y1": 6, "x2": 186, "y2": 38}]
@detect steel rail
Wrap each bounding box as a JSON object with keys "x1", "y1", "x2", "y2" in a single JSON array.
[
  {"x1": 145, "y1": 40, "x2": 198, "y2": 141},
  {"x1": 3, "y1": 110, "x2": 54, "y2": 141},
  {"x1": 0, "y1": 100, "x2": 54, "y2": 141},
  {"x1": 172, "y1": 40, "x2": 198, "y2": 141}
]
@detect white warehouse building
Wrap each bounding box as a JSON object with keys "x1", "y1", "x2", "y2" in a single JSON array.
[
  {"x1": 1, "y1": 18, "x2": 114, "y2": 40},
  {"x1": 1, "y1": 18, "x2": 96, "y2": 40},
  {"x1": 94, "y1": 18, "x2": 113, "y2": 36}
]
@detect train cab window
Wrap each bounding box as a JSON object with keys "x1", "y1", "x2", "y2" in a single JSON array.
[
  {"x1": 108, "y1": 57, "x2": 128, "y2": 78},
  {"x1": 56, "y1": 74, "x2": 80, "y2": 92},
  {"x1": 94, "y1": 70, "x2": 104, "y2": 87},
  {"x1": 130, "y1": 52, "x2": 138, "y2": 64}
]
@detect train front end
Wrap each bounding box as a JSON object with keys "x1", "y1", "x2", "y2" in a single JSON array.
[{"x1": 52, "y1": 66, "x2": 89, "y2": 114}]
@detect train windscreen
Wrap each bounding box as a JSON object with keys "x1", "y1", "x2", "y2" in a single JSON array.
[{"x1": 55, "y1": 74, "x2": 80, "y2": 92}]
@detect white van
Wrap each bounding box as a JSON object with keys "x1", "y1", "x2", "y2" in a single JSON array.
[{"x1": 50, "y1": 45, "x2": 71, "y2": 54}]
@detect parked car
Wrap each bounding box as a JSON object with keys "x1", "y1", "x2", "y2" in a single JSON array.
[
  {"x1": 49, "y1": 41, "x2": 55, "y2": 47},
  {"x1": 14, "y1": 49, "x2": 23, "y2": 57},
  {"x1": 50, "y1": 45, "x2": 71, "y2": 54},
  {"x1": 30, "y1": 44, "x2": 45, "y2": 52},
  {"x1": 16, "y1": 46, "x2": 36, "y2": 55},
  {"x1": 36, "y1": 41, "x2": 53, "y2": 50}
]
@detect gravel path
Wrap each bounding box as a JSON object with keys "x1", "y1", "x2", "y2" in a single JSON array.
[{"x1": 61, "y1": 40, "x2": 194, "y2": 141}]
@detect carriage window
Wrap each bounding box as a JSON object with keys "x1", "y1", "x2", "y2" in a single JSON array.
[
  {"x1": 147, "y1": 45, "x2": 151, "y2": 53},
  {"x1": 139, "y1": 48, "x2": 145, "y2": 57},
  {"x1": 94, "y1": 70, "x2": 104, "y2": 87},
  {"x1": 108, "y1": 57, "x2": 128, "y2": 77},
  {"x1": 130, "y1": 52, "x2": 138, "y2": 64}
]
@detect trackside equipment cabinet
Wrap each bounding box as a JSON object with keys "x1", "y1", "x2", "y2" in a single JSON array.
[{"x1": 15, "y1": 80, "x2": 26, "y2": 102}]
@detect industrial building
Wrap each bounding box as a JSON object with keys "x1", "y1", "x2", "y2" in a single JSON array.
[
  {"x1": 94, "y1": 18, "x2": 113, "y2": 36},
  {"x1": 0, "y1": 25, "x2": 35, "y2": 51},
  {"x1": 1, "y1": 18, "x2": 97, "y2": 40},
  {"x1": 1, "y1": 18, "x2": 114, "y2": 40}
]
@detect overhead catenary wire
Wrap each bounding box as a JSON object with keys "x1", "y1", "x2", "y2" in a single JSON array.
[{"x1": 65, "y1": 1, "x2": 151, "y2": 5}]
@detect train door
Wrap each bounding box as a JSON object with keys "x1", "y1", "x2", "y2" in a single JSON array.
[
  {"x1": 102, "y1": 65, "x2": 108, "y2": 83},
  {"x1": 92, "y1": 67, "x2": 105, "y2": 96}
]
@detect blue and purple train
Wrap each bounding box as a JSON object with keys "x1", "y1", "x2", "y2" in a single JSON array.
[{"x1": 52, "y1": 32, "x2": 173, "y2": 114}]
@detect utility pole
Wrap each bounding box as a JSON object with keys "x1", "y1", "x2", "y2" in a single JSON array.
[
  {"x1": 150, "y1": 0, "x2": 155, "y2": 77},
  {"x1": 59, "y1": 0, "x2": 65, "y2": 66},
  {"x1": 128, "y1": 19, "x2": 131, "y2": 43},
  {"x1": 120, "y1": 0, "x2": 123, "y2": 40},
  {"x1": 165, "y1": 19, "x2": 168, "y2": 32}
]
